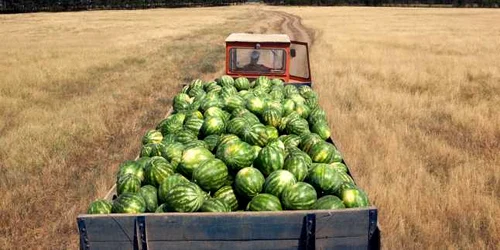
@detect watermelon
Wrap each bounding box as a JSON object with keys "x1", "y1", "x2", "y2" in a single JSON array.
[
  {"x1": 161, "y1": 142, "x2": 184, "y2": 169},
  {"x1": 308, "y1": 141, "x2": 342, "y2": 164},
  {"x1": 157, "y1": 113, "x2": 186, "y2": 135},
  {"x1": 283, "y1": 156, "x2": 309, "y2": 182},
  {"x1": 112, "y1": 193, "x2": 146, "y2": 214},
  {"x1": 183, "y1": 140, "x2": 209, "y2": 150},
  {"x1": 341, "y1": 187, "x2": 369, "y2": 208},
  {"x1": 158, "y1": 174, "x2": 190, "y2": 204},
  {"x1": 282, "y1": 99, "x2": 295, "y2": 116},
  {"x1": 200, "y1": 198, "x2": 231, "y2": 212},
  {"x1": 253, "y1": 145, "x2": 285, "y2": 176},
  {"x1": 299, "y1": 133, "x2": 323, "y2": 154},
  {"x1": 308, "y1": 107, "x2": 327, "y2": 124},
  {"x1": 286, "y1": 117, "x2": 310, "y2": 136},
  {"x1": 217, "y1": 75, "x2": 235, "y2": 88},
  {"x1": 284, "y1": 85, "x2": 299, "y2": 97},
  {"x1": 265, "y1": 125, "x2": 279, "y2": 140},
  {"x1": 331, "y1": 162, "x2": 348, "y2": 173},
  {"x1": 281, "y1": 182, "x2": 317, "y2": 210},
  {"x1": 213, "y1": 186, "x2": 239, "y2": 211},
  {"x1": 224, "y1": 95, "x2": 246, "y2": 111},
  {"x1": 155, "y1": 203, "x2": 167, "y2": 213},
  {"x1": 173, "y1": 93, "x2": 192, "y2": 112},
  {"x1": 175, "y1": 129, "x2": 198, "y2": 144},
  {"x1": 294, "y1": 103, "x2": 310, "y2": 119},
  {"x1": 287, "y1": 146, "x2": 313, "y2": 166},
  {"x1": 87, "y1": 199, "x2": 112, "y2": 214},
  {"x1": 226, "y1": 117, "x2": 249, "y2": 138},
  {"x1": 311, "y1": 121, "x2": 331, "y2": 140},
  {"x1": 117, "y1": 160, "x2": 144, "y2": 182},
  {"x1": 192, "y1": 158, "x2": 228, "y2": 192},
  {"x1": 215, "y1": 139, "x2": 256, "y2": 171},
  {"x1": 246, "y1": 194, "x2": 282, "y2": 211},
  {"x1": 161, "y1": 134, "x2": 177, "y2": 145},
  {"x1": 262, "y1": 108, "x2": 282, "y2": 128},
  {"x1": 246, "y1": 95, "x2": 267, "y2": 115},
  {"x1": 279, "y1": 134, "x2": 301, "y2": 149},
  {"x1": 203, "y1": 81, "x2": 219, "y2": 92},
  {"x1": 263, "y1": 170, "x2": 297, "y2": 198},
  {"x1": 184, "y1": 116, "x2": 204, "y2": 134},
  {"x1": 135, "y1": 157, "x2": 151, "y2": 170},
  {"x1": 234, "y1": 77, "x2": 250, "y2": 91},
  {"x1": 140, "y1": 143, "x2": 165, "y2": 158},
  {"x1": 313, "y1": 195, "x2": 345, "y2": 210},
  {"x1": 203, "y1": 134, "x2": 220, "y2": 152},
  {"x1": 267, "y1": 138, "x2": 285, "y2": 153},
  {"x1": 144, "y1": 156, "x2": 175, "y2": 187},
  {"x1": 204, "y1": 107, "x2": 229, "y2": 122},
  {"x1": 116, "y1": 174, "x2": 141, "y2": 195},
  {"x1": 234, "y1": 167, "x2": 265, "y2": 199},
  {"x1": 306, "y1": 164, "x2": 344, "y2": 195},
  {"x1": 142, "y1": 129, "x2": 163, "y2": 145},
  {"x1": 139, "y1": 185, "x2": 158, "y2": 212},
  {"x1": 242, "y1": 124, "x2": 269, "y2": 147},
  {"x1": 201, "y1": 116, "x2": 226, "y2": 136},
  {"x1": 164, "y1": 182, "x2": 205, "y2": 212},
  {"x1": 178, "y1": 147, "x2": 214, "y2": 178}
]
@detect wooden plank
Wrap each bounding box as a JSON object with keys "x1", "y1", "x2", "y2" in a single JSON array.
[
  {"x1": 82, "y1": 215, "x2": 136, "y2": 243},
  {"x1": 146, "y1": 236, "x2": 368, "y2": 250},
  {"x1": 87, "y1": 241, "x2": 134, "y2": 250},
  {"x1": 144, "y1": 209, "x2": 370, "y2": 241}
]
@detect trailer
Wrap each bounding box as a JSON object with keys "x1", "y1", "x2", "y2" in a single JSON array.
[{"x1": 77, "y1": 33, "x2": 381, "y2": 250}]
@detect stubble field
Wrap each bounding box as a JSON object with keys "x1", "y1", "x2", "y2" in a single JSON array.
[{"x1": 0, "y1": 5, "x2": 498, "y2": 249}]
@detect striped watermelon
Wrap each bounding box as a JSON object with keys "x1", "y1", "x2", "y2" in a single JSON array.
[
  {"x1": 246, "y1": 194, "x2": 282, "y2": 211},
  {"x1": 157, "y1": 113, "x2": 186, "y2": 135},
  {"x1": 234, "y1": 167, "x2": 265, "y2": 199},
  {"x1": 184, "y1": 116, "x2": 204, "y2": 134},
  {"x1": 242, "y1": 124, "x2": 269, "y2": 147},
  {"x1": 173, "y1": 93, "x2": 192, "y2": 113},
  {"x1": 87, "y1": 199, "x2": 112, "y2": 214},
  {"x1": 234, "y1": 77, "x2": 250, "y2": 91},
  {"x1": 308, "y1": 107, "x2": 327, "y2": 124},
  {"x1": 263, "y1": 170, "x2": 297, "y2": 198},
  {"x1": 155, "y1": 203, "x2": 167, "y2": 213},
  {"x1": 246, "y1": 95, "x2": 267, "y2": 115},
  {"x1": 311, "y1": 121, "x2": 331, "y2": 140},
  {"x1": 215, "y1": 139, "x2": 256, "y2": 171},
  {"x1": 262, "y1": 108, "x2": 282, "y2": 128},
  {"x1": 341, "y1": 187, "x2": 369, "y2": 208},
  {"x1": 331, "y1": 162, "x2": 348, "y2": 173},
  {"x1": 144, "y1": 156, "x2": 175, "y2": 187},
  {"x1": 283, "y1": 156, "x2": 309, "y2": 182},
  {"x1": 306, "y1": 164, "x2": 344, "y2": 195},
  {"x1": 213, "y1": 186, "x2": 239, "y2": 211},
  {"x1": 161, "y1": 142, "x2": 184, "y2": 170},
  {"x1": 203, "y1": 134, "x2": 220, "y2": 152},
  {"x1": 313, "y1": 195, "x2": 345, "y2": 210},
  {"x1": 112, "y1": 193, "x2": 146, "y2": 214},
  {"x1": 178, "y1": 147, "x2": 214, "y2": 178},
  {"x1": 226, "y1": 117, "x2": 249, "y2": 138},
  {"x1": 278, "y1": 134, "x2": 301, "y2": 149},
  {"x1": 200, "y1": 198, "x2": 231, "y2": 212},
  {"x1": 117, "y1": 160, "x2": 144, "y2": 182},
  {"x1": 142, "y1": 129, "x2": 163, "y2": 145},
  {"x1": 265, "y1": 125, "x2": 279, "y2": 140},
  {"x1": 254, "y1": 145, "x2": 285, "y2": 176},
  {"x1": 140, "y1": 143, "x2": 165, "y2": 158},
  {"x1": 299, "y1": 133, "x2": 323, "y2": 154},
  {"x1": 158, "y1": 174, "x2": 190, "y2": 204},
  {"x1": 308, "y1": 141, "x2": 342, "y2": 164},
  {"x1": 282, "y1": 99, "x2": 295, "y2": 116},
  {"x1": 218, "y1": 75, "x2": 235, "y2": 88},
  {"x1": 175, "y1": 129, "x2": 198, "y2": 144},
  {"x1": 192, "y1": 158, "x2": 228, "y2": 192},
  {"x1": 139, "y1": 185, "x2": 158, "y2": 212},
  {"x1": 164, "y1": 182, "x2": 205, "y2": 212},
  {"x1": 116, "y1": 174, "x2": 141, "y2": 195},
  {"x1": 286, "y1": 117, "x2": 310, "y2": 136},
  {"x1": 201, "y1": 116, "x2": 226, "y2": 137},
  {"x1": 281, "y1": 182, "x2": 317, "y2": 210}
]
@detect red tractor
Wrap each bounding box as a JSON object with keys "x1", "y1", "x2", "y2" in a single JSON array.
[{"x1": 225, "y1": 33, "x2": 311, "y2": 84}]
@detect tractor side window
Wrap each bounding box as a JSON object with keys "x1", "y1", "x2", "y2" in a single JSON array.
[
  {"x1": 230, "y1": 48, "x2": 286, "y2": 74},
  {"x1": 290, "y1": 42, "x2": 310, "y2": 79}
]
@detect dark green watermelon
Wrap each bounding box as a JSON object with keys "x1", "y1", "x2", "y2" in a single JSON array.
[
  {"x1": 213, "y1": 186, "x2": 239, "y2": 211},
  {"x1": 117, "y1": 160, "x2": 144, "y2": 182},
  {"x1": 281, "y1": 182, "x2": 317, "y2": 210},
  {"x1": 341, "y1": 187, "x2": 369, "y2": 208},
  {"x1": 308, "y1": 141, "x2": 342, "y2": 164},
  {"x1": 139, "y1": 185, "x2": 158, "y2": 212},
  {"x1": 142, "y1": 129, "x2": 163, "y2": 145},
  {"x1": 116, "y1": 174, "x2": 141, "y2": 195},
  {"x1": 283, "y1": 156, "x2": 309, "y2": 182},
  {"x1": 144, "y1": 156, "x2": 175, "y2": 187},
  {"x1": 192, "y1": 158, "x2": 228, "y2": 192},
  {"x1": 178, "y1": 147, "x2": 214, "y2": 178},
  {"x1": 234, "y1": 167, "x2": 265, "y2": 199},
  {"x1": 253, "y1": 145, "x2": 285, "y2": 176},
  {"x1": 263, "y1": 170, "x2": 297, "y2": 198},
  {"x1": 87, "y1": 199, "x2": 112, "y2": 214},
  {"x1": 306, "y1": 163, "x2": 344, "y2": 195},
  {"x1": 158, "y1": 174, "x2": 190, "y2": 204},
  {"x1": 112, "y1": 193, "x2": 146, "y2": 214},
  {"x1": 313, "y1": 195, "x2": 345, "y2": 210},
  {"x1": 215, "y1": 139, "x2": 256, "y2": 171},
  {"x1": 164, "y1": 182, "x2": 205, "y2": 212},
  {"x1": 246, "y1": 194, "x2": 282, "y2": 211},
  {"x1": 199, "y1": 198, "x2": 231, "y2": 212}
]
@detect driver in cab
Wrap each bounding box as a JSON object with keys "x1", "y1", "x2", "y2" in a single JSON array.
[{"x1": 242, "y1": 51, "x2": 270, "y2": 72}]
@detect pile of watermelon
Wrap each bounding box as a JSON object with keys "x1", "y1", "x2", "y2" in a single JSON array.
[{"x1": 87, "y1": 75, "x2": 369, "y2": 214}]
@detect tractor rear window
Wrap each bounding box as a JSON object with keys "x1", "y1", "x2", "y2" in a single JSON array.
[{"x1": 229, "y1": 48, "x2": 286, "y2": 74}]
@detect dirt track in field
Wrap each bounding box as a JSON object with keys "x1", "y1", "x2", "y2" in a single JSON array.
[{"x1": 275, "y1": 11, "x2": 314, "y2": 46}]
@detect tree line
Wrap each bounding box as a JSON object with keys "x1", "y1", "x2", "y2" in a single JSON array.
[
  {"x1": 0, "y1": 0, "x2": 498, "y2": 13},
  {"x1": 0, "y1": 0, "x2": 246, "y2": 13},
  {"x1": 264, "y1": 0, "x2": 498, "y2": 6}
]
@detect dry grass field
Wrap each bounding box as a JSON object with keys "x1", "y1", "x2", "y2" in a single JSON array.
[
  {"x1": 271, "y1": 6, "x2": 500, "y2": 249},
  {"x1": 0, "y1": 5, "x2": 499, "y2": 250},
  {"x1": 0, "y1": 7, "x2": 281, "y2": 249}
]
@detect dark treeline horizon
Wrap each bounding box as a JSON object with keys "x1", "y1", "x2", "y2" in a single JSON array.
[{"x1": 0, "y1": 0, "x2": 498, "y2": 14}]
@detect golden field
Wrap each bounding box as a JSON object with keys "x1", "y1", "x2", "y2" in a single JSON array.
[
  {"x1": 271, "y1": 6, "x2": 500, "y2": 249},
  {"x1": 0, "y1": 5, "x2": 499, "y2": 249},
  {"x1": 0, "y1": 7, "x2": 281, "y2": 249}
]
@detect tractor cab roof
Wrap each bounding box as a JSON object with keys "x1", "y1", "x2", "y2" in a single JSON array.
[{"x1": 225, "y1": 33, "x2": 291, "y2": 44}]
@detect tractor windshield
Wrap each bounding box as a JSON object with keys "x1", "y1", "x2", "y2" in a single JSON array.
[{"x1": 229, "y1": 48, "x2": 286, "y2": 74}]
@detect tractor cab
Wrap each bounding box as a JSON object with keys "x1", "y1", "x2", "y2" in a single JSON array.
[{"x1": 225, "y1": 33, "x2": 311, "y2": 84}]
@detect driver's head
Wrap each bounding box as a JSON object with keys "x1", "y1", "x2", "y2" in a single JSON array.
[{"x1": 250, "y1": 50, "x2": 260, "y2": 64}]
